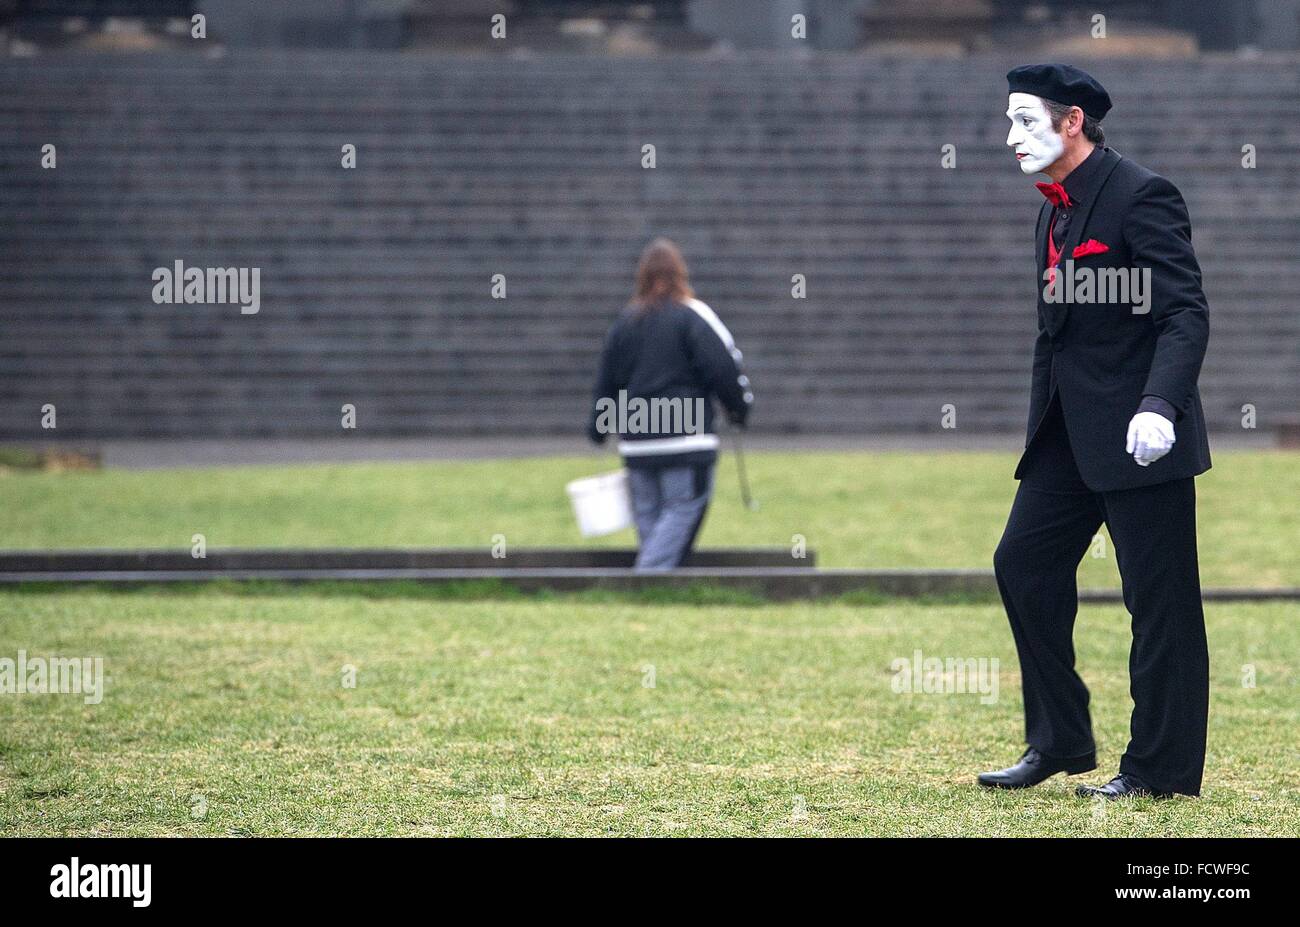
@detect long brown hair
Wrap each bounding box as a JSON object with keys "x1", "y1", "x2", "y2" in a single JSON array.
[{"x1": 630, "y1": 237, "x2": 694, "y2": 310}]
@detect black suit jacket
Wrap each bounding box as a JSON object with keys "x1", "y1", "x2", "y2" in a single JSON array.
[{"x1": 1015, "y1": 147, "x2": 1212, "y2": 492}]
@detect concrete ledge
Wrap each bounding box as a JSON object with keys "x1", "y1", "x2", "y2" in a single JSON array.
[
  {"x1": 0, "y1": 551, "x2": 1290, "y2": 602},
  {"x1": 0, "y1": 566, "x2": 983, "y2": 598},
  {"x1": 0, "y1": 563, "x2": 1292, "y2": 603},
  {"x1": 0, "y1": 547, "x2": 814, "y2": 571}
]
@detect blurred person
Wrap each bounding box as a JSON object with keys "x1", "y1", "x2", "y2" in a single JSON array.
[
  {"x1": 979, "y1": 65, "x2": 1211, "y2": 800},
  {"x1": 587, "y1": 238, "x2": 753, "y2": 571}
]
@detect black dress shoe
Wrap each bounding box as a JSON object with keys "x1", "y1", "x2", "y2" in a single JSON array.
[
  {"x1": 977, "y1": 747, "x2": 1096, "y2": 789},
  {"x1": 1076, "y1": 773, "x2": 1172, "y2": 800}
]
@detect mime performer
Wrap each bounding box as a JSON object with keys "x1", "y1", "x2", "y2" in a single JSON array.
[{"x1": 979, "y1": 64, "x2": 1212, "y2": 800}]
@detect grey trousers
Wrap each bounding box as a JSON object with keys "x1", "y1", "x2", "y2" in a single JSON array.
[{"x1": 627, "y1": 463, "x2": 714, "y2": 571}]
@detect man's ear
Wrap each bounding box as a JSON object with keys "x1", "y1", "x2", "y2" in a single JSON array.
[{"x1": 1067, "y1": 106, "x2": 1085, "y2": 138}]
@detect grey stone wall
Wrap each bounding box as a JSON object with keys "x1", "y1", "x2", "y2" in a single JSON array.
[{"x1": 1, "y1": 52, "x2": 1296, "y2": 438}]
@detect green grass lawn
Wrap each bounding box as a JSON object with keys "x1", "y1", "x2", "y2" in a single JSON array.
[
  {"x1": 2, "y1": 450, "x2": 1297, "y2": 586},
  {"x1": 0, "y1": 588, "x2": 1294, "y2": 836},
  {"x1": 0, "y1": 451, "x2": 1295, "y2": 836}
]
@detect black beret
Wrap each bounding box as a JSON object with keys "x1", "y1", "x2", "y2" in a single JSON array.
[{"x1": 1007, "y1": 63, "x2": 1112, "y2": 120}]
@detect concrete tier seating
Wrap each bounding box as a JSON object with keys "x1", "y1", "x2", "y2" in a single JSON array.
[{"x1": 1, "y1": 52, "x2": 1296, "y2": 438}]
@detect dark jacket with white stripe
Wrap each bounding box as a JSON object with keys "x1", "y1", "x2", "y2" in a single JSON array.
[{"x1": 587, "y1": 297, "x2": 753, "y2": 469}]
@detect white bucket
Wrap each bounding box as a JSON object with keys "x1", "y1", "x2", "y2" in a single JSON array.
[{"x1": 566, "y1": 469, "x2": 634, "y2": 538}]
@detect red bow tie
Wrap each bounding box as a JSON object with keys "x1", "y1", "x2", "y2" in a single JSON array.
[{"x1": 1036, "y1": 181, "x2": 1072, "y2": 208}]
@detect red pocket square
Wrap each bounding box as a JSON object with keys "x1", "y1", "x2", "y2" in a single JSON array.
[{"x1": 1072, "y1": 239, "x2": 1110, "y2": 258}]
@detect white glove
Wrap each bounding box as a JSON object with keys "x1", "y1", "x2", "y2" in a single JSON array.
[{"x1": 1126, "y1": 412, "x2": 1176, "y2": 467}]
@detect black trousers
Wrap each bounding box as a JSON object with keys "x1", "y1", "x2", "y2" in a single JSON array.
[{"x1": 994, "y1": 396, "x2": 1209, "y2": 795}]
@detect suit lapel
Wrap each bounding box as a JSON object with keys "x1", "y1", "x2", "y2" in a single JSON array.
[
  {"x1": 1042, "y1": 148, "x2": 1124, "y2": 336},
  {"x1": 1034, "y1": 199, "x2": 1053, "y2": 334},
  {"x1": 1035, "y1": 199, "x2": 1051, "y2": 281}
]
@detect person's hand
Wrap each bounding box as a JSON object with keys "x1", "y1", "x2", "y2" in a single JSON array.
[{"x1": 1126, "y1": 412, "x2": 1175, "y2": 467}]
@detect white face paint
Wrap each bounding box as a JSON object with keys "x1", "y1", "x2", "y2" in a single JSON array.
[{"x1": 1006, "y1": 92, "x2": 1064, "y2": 175}]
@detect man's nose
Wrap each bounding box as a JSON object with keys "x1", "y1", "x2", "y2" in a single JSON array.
[{"x1": 1006, "y1": 125, "x2": 1021, "y2": 147}]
